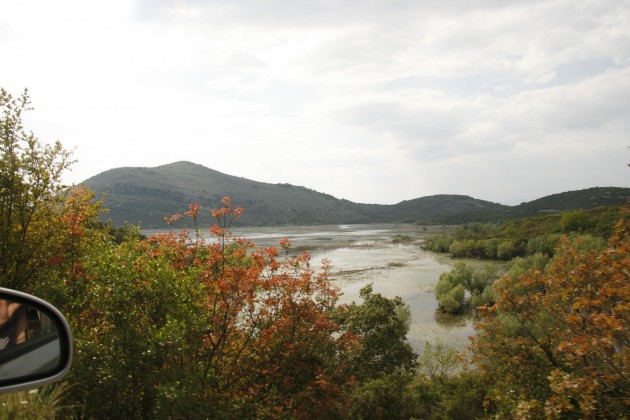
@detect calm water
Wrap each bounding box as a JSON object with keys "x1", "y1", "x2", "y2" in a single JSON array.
[{"x1": 311, "y1": 245, "x2": 474, "y2": 353}]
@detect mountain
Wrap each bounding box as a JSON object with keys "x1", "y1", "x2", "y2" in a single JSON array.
[
  {"x1": 400, "y1": 187, "x2": 630, "y2": 225},
  {"x1": 83, "y1": 161, "x2": 371, "y2": 227},
  {"x1": 81, "y1": 161, "x2": 630, "y2": 228},
  {"x1": 512, "y1": 187, "x2": 630, "y2": 212}
]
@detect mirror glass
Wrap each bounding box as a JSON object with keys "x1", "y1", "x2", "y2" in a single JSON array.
[{"x1": 0, "y1": 299, "x2": 62, "y2": 383}]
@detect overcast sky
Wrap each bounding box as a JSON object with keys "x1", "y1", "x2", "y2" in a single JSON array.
[{"x1": 2, "y1": 0, "x2": 629, "y2": 205}]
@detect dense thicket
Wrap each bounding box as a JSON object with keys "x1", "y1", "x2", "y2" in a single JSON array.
[{"x1": 423, "y1": 206, "x2": 617, "y2": 260}]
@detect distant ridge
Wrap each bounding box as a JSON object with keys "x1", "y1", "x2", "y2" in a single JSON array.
[
  {"x1": 512, "y1": 187, "x2": 630, "y2": 212},
  {"x1": 81, "y1": 161, "x2": 630, "y2": 228}
]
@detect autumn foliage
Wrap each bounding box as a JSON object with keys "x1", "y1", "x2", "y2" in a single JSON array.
[
  {"x1": 42, "y1": 198, "x2": 363, "y2": 418},
  {"x1": 472, "y1": 206, "x2": 630, "y2": 418}
]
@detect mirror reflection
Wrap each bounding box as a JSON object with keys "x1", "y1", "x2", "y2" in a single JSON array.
[{"x1": 0, "y1": 299, "x2": 61, "y2": 382}]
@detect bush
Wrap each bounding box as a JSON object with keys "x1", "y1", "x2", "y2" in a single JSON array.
[
  {"x1": 525, "y1": 233, "x2": 561, "y2": 256},
  {"x1": 497, "y1": 239, "x2": 517, "y2": 260},
  {"x1": 409, "y1": 372, "x2": 488, "y2": 419},
  {"x1": 435, "y1": 262, "x2": 498, "y2": 313},
  {"x1": 483, "y1": 238, "x2": 500, "y2": 259},
  {"x1": 347, "y1": 373, "x2": 416, "y2": 420}
]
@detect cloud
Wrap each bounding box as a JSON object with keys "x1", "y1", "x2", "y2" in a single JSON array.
[{"x1": 2, "y1": 0, "x2": 628, "y2": 205}]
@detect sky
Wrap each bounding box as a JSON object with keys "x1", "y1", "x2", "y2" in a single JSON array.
[{"x1": 2, "y1": 0, "x2": 629, "y2": 205}]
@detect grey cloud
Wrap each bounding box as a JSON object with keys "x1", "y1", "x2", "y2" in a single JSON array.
[
  {"x1": 133, "y1": 0, "x2": 547, "y2": 27},
  {"x1": 336, "y1": 99, "x2": 478, "y2": 160},
  {"x1": 500, "y1": 67, "x2": 630, "y2": 133}
]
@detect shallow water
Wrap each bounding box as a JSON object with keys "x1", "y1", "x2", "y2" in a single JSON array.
[
  {"x1": 231, "y1": 224, "x2": 475, "y2": 353},
  {"x1": 311, "y1": 244, "x2": 475, "y2": 352}
]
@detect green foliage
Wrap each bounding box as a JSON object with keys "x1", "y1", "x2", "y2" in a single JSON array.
[
  {"x1": 452, "y1": 223, "x2": 495, "y2": 240},
  {"x1": 391, "y1": 234, "x2": 411, "y2": 243},
  {"x1": 66, "y1": 238, "x2": 208, "y2": 418},
  {"x1": 560, "y1": 209, "x2": 595, "y2": 232},
  {"x1": 408, "y1": 371, "x2": 488, "y2": 419},
  {"x1": 468, "y1": 264, "x2": 497, "y2": 295},
  {"x1": 423, "y1": 233, "x2": 453, "y2": 253},
  {"x1": 346, "y1": 373, "x2": 416, "y2": 420},
  {"x1": 346, "y1": 340, "x2": 489, "y2": 419},
  {"x1": 496, "y1": 239, "x2": 518, "y2": 260},
  {"x1": 470, "y1": 286, "x2": 495, "y2": 309},
  {"x1": 505, "y1": 252, "x2": 551, "y2": 278},
  {"x1": 338, "y1": 284, "x2": 418, "y2": 382},
  {"x1": 89, "y1": 220, "x2": 146, "y2": 244},
  {"x1": 424, "y1": 206, "x2": 624, "y2": 262},
  {"x1": 0, "y1": 88, "x2": 73, "y2": 291},
  {"x1": 438, "y1": 285, "x2": 466, "y2": 313},
  {"x1": 435, "y1": 262, "x2": 498, "y2": 314},
  {"x1": 526, "y1": 233, "x2": 563, "y2": 255},
  {"x1": 558, "y1": 233, "x2": 606, "y2": 254},
  {"x1": 417, "y1": 342, "x2": 460, "y2": 378},
  {"x1": 483, "y1": 237, "x2": 500, "y2": 259}
]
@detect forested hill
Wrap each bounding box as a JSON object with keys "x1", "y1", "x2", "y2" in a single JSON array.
[{"x1": 81, "y1": 161, "x2": 629, "y2": 228}]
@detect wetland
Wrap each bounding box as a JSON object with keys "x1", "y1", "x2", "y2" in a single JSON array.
[{"x1": 230, "y1": 223, "x2": 475, "y2": 353}]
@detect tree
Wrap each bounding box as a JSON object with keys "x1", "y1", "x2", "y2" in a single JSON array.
[
  {"x1": 408, "y1": 371, "x2": 488, "y2": 420},
  {"x1": 0, "y1": 88, "x2": 73, "y2": 291},
  {"x1": 346, "y1": 372, "x2": 416, "y2": 420},
  {"x1": 337, "y1": 283, "x2": 418, "y2": 382},
  {"x1": 417, "y1": 342, "x2": 460, "y2": 379},
  {"x1": 496, "y1": 239, "x2": 517, "y2": 260},
  {"x1": 471, "y1": 206, "x2": 630, "y2": 418},
  {"x1": 336, "y1": 284, "x2": 419, "y2": 419}
]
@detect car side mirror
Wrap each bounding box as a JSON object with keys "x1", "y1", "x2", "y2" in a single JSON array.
[{"x1": 0, "y1": 288, "x2": 73, "y2": 393}]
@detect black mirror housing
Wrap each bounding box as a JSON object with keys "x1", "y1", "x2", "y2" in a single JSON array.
[{"x1": 0, "y1": 288, "x2": 73, "y2": 393}]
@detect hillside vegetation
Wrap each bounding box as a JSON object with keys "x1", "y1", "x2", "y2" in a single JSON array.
[
  {"x1": 82, "y1": 161, "x2": 629, "y2": 227},
  {"x1": 423, "y1": 205, "x2": 621, "y2": 260}
]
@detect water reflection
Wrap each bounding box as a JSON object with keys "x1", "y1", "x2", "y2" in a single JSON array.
[
  {"x1": 309, "y1": 241, "x2": 475, "y2": 353},
  {"x1": 434, "y1": 309, "x2": 471, "y2": 329}
]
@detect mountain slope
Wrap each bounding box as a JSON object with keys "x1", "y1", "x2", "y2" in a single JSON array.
[
  {"x1": 82, "y1": 162, "x2": 503, "y2": 227},
  {"x1": 84, "y1": 161, "x2": 370, "y2": 227},
  {"x1": 390, "y1": 195, "x2": 509, "y2": 223},
  {"x1": 512, "y1": 187, "x2": 630, "y2": 212},
  {"x1": 82, "y1": 161, "x2": 629, "y2": 228}
]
